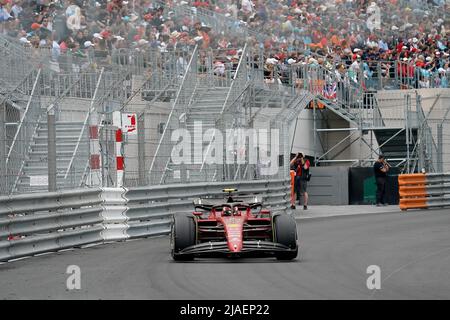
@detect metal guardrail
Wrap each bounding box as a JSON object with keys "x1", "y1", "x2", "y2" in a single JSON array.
[
  {"x1": 0, "y1": 179, "x2": 290, "y2": 262},
  {"x1": 0, "y1": 189, "x2": 104, "y2": 262}
]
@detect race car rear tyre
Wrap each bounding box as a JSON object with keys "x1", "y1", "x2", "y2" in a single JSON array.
[
  {"x1": 273, "y1": 214, "x2": 298, "y2": 261},
  {"x1": 171, "y1": 215, "x2": 196, "y2": 261}
]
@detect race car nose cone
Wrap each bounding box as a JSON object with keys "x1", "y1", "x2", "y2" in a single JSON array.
[{"x1": 230, "y1": 243, "x2": 240, "y2": 252}]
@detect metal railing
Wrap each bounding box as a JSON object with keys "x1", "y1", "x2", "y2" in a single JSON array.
[
  {"x1": 112, "y1": 47, "x2": 195, "y2": 77},
  {"x1": 2, "y1": 33, "x2": 448, "y2": 188},
  {"x1": 4, "y1": 69, "x2": 42, "y2": 195},
  {"x1": 64, "y1": 69, "x2": 133, "y2": 189},
  {"x1": 0, "y1": 35, "x2": 37, "y2": 86},
  {"x1": 63, "y1": 69, "x2": 105, "y2": 189},
  {"x1": 0, "y1": 188, "x2": 104, "y2": 262},
  {"x1": 199, "y1": 44, "x2": 249, "y2": 179},
  {"x1": 148, "y1": 45, "x2": 199, "y2": 185}
]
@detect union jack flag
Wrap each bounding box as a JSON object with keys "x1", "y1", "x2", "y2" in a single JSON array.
[{"x1": 322, "y1": 82, "x2": 337, "y2": 100}]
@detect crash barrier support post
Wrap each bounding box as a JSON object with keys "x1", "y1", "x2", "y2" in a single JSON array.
[
  {"x1": 398, "y1": 173, "x2": 450, "y2": 211},
  {"x1": 0, "y1": 179, "x2": 290, "y2": 262},
  {"x1": 100, "y1": 187, "x2": 129, "y2": 242}
]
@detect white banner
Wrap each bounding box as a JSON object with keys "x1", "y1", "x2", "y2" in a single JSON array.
[
  {"x1": 122, "y1": 113, "x2": 137, "y2": 135},
  {"x1": 30, "y1": 176, "x2": 48, "y2": 186}
]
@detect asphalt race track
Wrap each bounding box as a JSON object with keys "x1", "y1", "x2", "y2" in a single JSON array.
[{"x1": 1, "y1": 209, "x2": 450, "y2": 299}]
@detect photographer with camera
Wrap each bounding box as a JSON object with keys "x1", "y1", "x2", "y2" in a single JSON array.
[
  {"x1": 373, "y1": 154, "x2": 390, "y2": 206},
  {"x1": 290, "y1": 153, "x2": 311, "y2": 210}
]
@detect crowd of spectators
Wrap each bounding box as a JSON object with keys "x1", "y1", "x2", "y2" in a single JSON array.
[{"x1": 0, "y1": 0, "x2": 449, "y2": 89}]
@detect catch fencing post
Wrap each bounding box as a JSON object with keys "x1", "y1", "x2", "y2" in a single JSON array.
[
  {"x1": 416, "y1": 94, "x2": 424, "y2": 172},
  {"x1": 437, "y1": 123, "x2": 443, "y2": 173},
  {"x1": 405, "y1": 94, "x2": 411, "y2": 173},
  {"x1": 89, "y1": 112, "x2": 102, "y2": 187},
  {"x1": 0, "y1": 102, "x2": 6, "y2": 195},
  {"x1": 100, "y1": 187, "x2": 129, "y2": 241},
  {"x1": 116, "y1": 128, "x2": 124, "y2": 187},
  {"x1": 138, "y1": 113, "x2": 146, "y2": 186},
  {"x1": 47, "y1": 104, "x2": 57, "y2": 192}
]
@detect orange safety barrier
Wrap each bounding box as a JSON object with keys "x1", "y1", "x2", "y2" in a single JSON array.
[
  {"x1": 290, "y1": 170, "x2": 296, "y2": 209},
  {"x1": 398, "y1": 173, "x2": 427, "y2": 211}
]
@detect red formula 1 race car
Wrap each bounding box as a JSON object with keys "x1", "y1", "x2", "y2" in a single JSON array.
[{"x1": 170, "y1": 189, "x2": 298, "y2": 261}]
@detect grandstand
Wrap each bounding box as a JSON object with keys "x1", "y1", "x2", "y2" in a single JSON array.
[{"x1": 1, "y1": 0, "x2": 450, "y2": 194}]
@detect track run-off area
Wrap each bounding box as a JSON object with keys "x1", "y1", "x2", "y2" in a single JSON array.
[{"x1": 1, "y1": 208, "x2": 449, "y2": 299}]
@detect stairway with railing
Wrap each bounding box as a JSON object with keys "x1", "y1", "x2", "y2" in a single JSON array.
[
  {"x1": 6, "y1": 69, "x2": 131, "y2": 194},
  {"x1": 3, "y1": 24, "x2": 445, "y2": 187},
  {"x1": 2, "y1": 69, "x2": 42, "y2": 195},
  {"x1": 291, "y1": 60, "x2": 440, "y2": 172},
  {"x1": 148, "y1": 45, "x2": 200, "y2": 184},
  {"x1": 307, "y1": 63, "x2": 417, "y2": 168},
  {"x1": 205, "y1": 48, "x2": 315, "y2": 182}
]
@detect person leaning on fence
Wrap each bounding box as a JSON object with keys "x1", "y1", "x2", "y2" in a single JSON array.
[
  {"x1": 373, "y1": 154, "x2": 390, "y2": 206},
  {"x1": 290, "y1": 153, "x2": 310, "y2": 210}
]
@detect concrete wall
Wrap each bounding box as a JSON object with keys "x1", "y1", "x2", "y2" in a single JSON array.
[
  {"x1": 291, "y1": 108, "x2": 324, "y2": 157},
  {"x1": 307, "y1": 166, "x2": 349, "y2": 205}
]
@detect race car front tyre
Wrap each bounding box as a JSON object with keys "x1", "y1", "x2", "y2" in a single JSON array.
[
  {"x1": 273, "y1": 214, "x2": 298, "y2": 261},
  {"x1": 171, "y1": 215, "x2": 196, "y2": 261}
]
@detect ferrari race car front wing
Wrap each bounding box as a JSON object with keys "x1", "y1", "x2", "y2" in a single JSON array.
[{"x1": 176, "y1": 240, "x2": 296, "y2": 257}]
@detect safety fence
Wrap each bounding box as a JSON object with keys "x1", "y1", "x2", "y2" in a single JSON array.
[
  {"x1": 148, "y1": 45, "x2": 199, "y2": 185},
  {"x1": 0, "y1": 35, "x2": 38, "y2": 86},
  {"x1": 3, "y1": 31, "x2": 449, "y2": 192},
  {"x1": 306, "y1": 59, "x2": 450, "y2": 92},
  {"x1": 2, "y1": 69, "x2": 42, "y2": 195},
  {"x1": 398, "y1": 173, "x2": 450, "y2": 211},
  {"x1": 371, "y1": 90, "x2": 449, "y2": 173},
  {"x1": 0, "y1": 178, "x2": 290, "y2": 262},
  {"x1": 0, "y1": 66, "x2": 131, "y2": 195}
]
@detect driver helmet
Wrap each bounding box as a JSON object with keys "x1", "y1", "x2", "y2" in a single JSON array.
[{"x1": 223, "y1": 206, "x2": 232, "y2": 216}]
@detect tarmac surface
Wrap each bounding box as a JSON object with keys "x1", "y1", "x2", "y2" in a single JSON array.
[{"x1": 1, "y1": 206, "x2": 449, "y2": 299}]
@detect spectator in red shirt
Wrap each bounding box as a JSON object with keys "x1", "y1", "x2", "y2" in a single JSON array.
[{"x1": 290, "y1": 152, "x2": 311, "y2": 210}]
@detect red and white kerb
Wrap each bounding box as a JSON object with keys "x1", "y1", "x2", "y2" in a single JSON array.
[{"x1": 116, "y1": 128, "x2": 124, "y2": 187}]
